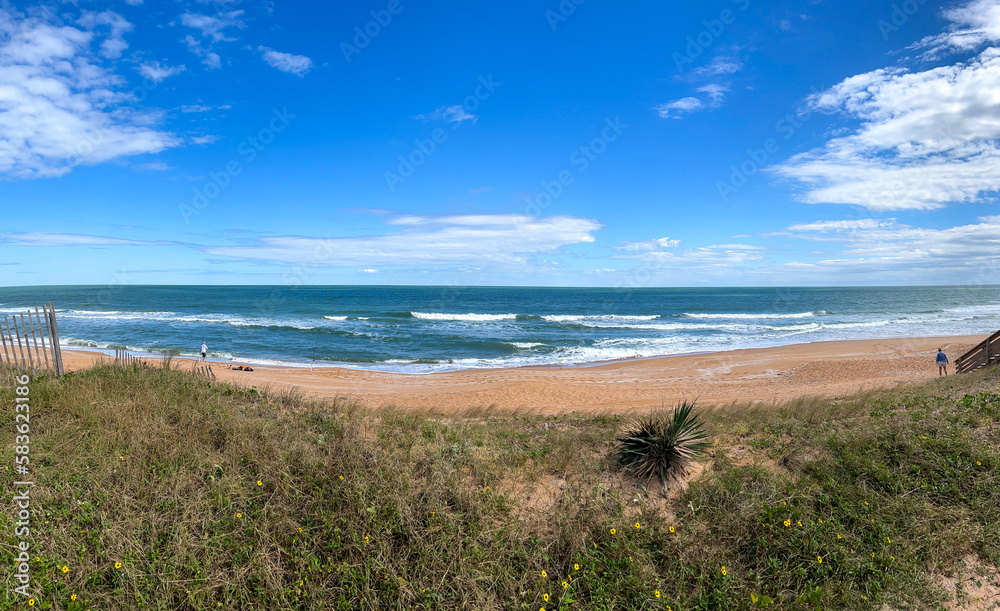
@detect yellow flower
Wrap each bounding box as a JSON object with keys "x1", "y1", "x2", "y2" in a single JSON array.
[
  {"x1": 28, "y1": 600, "x2": 35, "y2": 607},
  {"x1": 837, "y1": 534, "x2": 842, "y2": 539},
  {"x1": 635, "y1": 522, "x2": 641, "y2": 529},
  {"x1": 864, "y1": 501, "x2": 868, "y2": 506},
  {"x1": 298, "y1": 527, "x2": 303, "y2": 533},
  {"x1": 784, "y1": 519, "x2": 791, "y2": 527},
  {"x1": 562, "y1": 581, "x2": 568, "y2": 589},
  {"x1": 817, "y1": 556, "x2": 822, "y2": 563},
  {"x1": 115, "y1": 562, "x2": 122, "y2": 569},
  {"x1": 818, "y1": 519, "x2": 823, "y2": 524},
  {"x1": 850, "y1": 549, "x2": 854, "y2": 553},
  {"x1": 236, "y1": 513, "x2": 243, "y2": 519},
  {"x1": 886, "y1": 537, "x2": 891, "y2": 543},
  {"x1": 629, "y1": 556, "x2": 633, "y2": 562},
  {"x1": 541, "y1": 570, "x2": 547, "y2": 578},
  {"x1": 573, "y1": 563, "x2": 580, "y2": 571},
  {"x1": 797, "y1": 521, "x2": 802, "y2": 527},
  {"x1": 891, "y1": 555, "x2": 895, "y2": 561},
  {"x1": 540, "y1": 608, "x2": 545, "y2": 611},
  {"x1": 71, "y1": 594, "x2": 77, "y2": 601},
  {"x1": 364, "y1": 536, "x2": 370, "y2": 543},
  {"x1": 299, "y1": 580, "x2": 304, "y2": 586},
  {"x1": 977, "y1": 461, "x2": 982, "y2": 466},
  {"x1": 543, "y1": 593, "x2": 550, "y2": 602},
  {"x1": 62, "y1": 565, "x2": 68, "y2": 573},
  {"x1": 609, "y1": 528, "x2": 616, "y2": 535},
  {"x1": 339, "y1": 475, "x2": 344, "y2": 480},
  {"x1": 669, "y1": 526, "x2": 675, "y2": 533},
  {"x1": 871, "y1": 552, "x2": 876, "y2": 558},
  {"x1": 119, "y1": 456, "x2": 124, "y2": 461},
  {"x1": 655, "y1": 590, "x2": 662, "y2": 598},
  {"x1": 721, "y1": 566, "x2": 727, "y2": 576},
  {"x1": 257, "y1": 480, "x2": 263, "y2": 486}
]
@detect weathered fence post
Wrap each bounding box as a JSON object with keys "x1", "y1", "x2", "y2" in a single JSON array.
[
  {"x1": 47, "y1": 303, "x2": 63, "y2": 376},
  {"x1": 34, "y1": 307, "x2": 50, "y2": 372}
]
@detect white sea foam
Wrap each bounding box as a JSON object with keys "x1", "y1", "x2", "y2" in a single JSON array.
[
  {"x1": 509, "y1": 342, "x2": 546, "y2": 349},
  {"x1": 411, "y1": 312, "x2": 517, "y2": 321},
  {"x1": 542, "y1": 314, "x2": 660, "y2": 323},
  {"x1": 324, "y1": 315, "x2": 348, "y2": 321},
  {"x1": 682, "y1": 311, "x2": 823, "y2": 320}
]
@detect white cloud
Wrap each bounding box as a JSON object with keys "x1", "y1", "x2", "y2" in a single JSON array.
[
  {"x1": 0, "y1": 7, "x2": 178, "y2": 180},
  {"x1": 775, "y1": 1, "x2": 1000, "y2": 211},
  {"x1": 138, "y1": 61, "x2": 185, "y2": 83},
  {"x1": 617, "y1": 237, "x2": 681, "y2": 251},
  {"x1": 77, "y1": 10, "x2": 132, "y2": 59},
  {"x1": 179, "y1": 10, "x2": 243, "y2": 68},
  {"x1": 693, "y1": 54, "x2": 744, "y2": 76},
  {"x1": 417, "y1": 105, "x2": 477, "y2": 124},
  {"x1": 258, "y1": 46, "x2": 313, "y2": 76},
  {"x1": 125, "y1": 0, "x2": 144, "y2": 5},
  {"x1": 191, "y1": 135, "x2": 219, "y2": 145},
  {"x1": 696, "y1": 83, "x2": 729, "y2": 106},
  {"x1": 654, "y1": 97, "x2": 703, "y2": 118},
  {"x1": 202, "y1": 214, "x2": 602, "y2": 266},
  {"x1": 359, "y1": 268, "x2": 379, "y2": 273},
  {"x1": 773, "y1": 215, "x2": 1000, "y2": 281},
  {"x1": 786, "y1": 219, "x2": 891, "y2": 232},
  {"x1": 912, "y1": 0, "x2": 1000, "y2": 59}
]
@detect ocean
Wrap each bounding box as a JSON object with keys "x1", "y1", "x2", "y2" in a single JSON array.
[{"x1": 0, "y1": 285, "x2": 998, "y2": 372}]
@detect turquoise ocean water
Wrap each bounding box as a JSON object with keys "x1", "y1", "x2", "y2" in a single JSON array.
[{"x1": 0, "y1": 285, "x2": 997, "y2": 372}]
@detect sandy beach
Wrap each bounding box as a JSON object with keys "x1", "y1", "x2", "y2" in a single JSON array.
[{"x1": 59, "y1": 335, "x2": 983, "y2": 413}]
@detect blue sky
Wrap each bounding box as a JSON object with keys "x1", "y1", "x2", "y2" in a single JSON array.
[{"x1": 1, "y1": 0, "x2": 1000, "y2": 286}]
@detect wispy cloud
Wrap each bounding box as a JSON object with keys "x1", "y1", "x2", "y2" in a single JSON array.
[
  {"x1": 3, "y1": 232, "x2": 174, "y2": 247},
  {"x1": 178, "y1": 10, "x2": 244, "y2": 68},
  {"x1": 0, "y1": 7, "x2": 177, "y2": 180},
  {"x1": 137, "y1": 60, "x2": 186, "y2": 83},
  {"x1": 258, "y1": 46, "x2": 313, "y2": 76},
  {"x1": 417, "y1": 105, "x2": 477, "y2": 124},
  {"x1": 202, "y1": 214, "x2": 601, "y2": 266},
  {"x1": 654, "y1": 97, "x2": 703, "y2": 119}
]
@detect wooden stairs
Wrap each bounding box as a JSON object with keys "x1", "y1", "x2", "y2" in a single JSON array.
[{"x1": 955, "y1": 329, "x2": 1000, "y2": 374}]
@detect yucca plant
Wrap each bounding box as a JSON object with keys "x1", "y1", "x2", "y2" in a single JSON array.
[{"x1": 615, "y1": 401, "x2": 711, "y2": 488}]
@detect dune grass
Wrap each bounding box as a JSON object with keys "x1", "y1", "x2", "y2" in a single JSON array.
[{"x1": 0, "y1": 363, "x2": 998, "y2": 610}]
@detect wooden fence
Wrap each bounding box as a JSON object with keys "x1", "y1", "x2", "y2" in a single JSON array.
[
  {"x1": 0, "y1": 303, "x2": 63, "y2": 382},
  {"x1": 113, "y1": 347, "x2": 150, "y2": 369},
  {"x1": 956, "y1": 329, "x2": 1000, "y2": 374}
]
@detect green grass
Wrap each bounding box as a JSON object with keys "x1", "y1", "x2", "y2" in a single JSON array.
[{"x1": 0, "y1": 364, "x2": 998, "y2": 610}]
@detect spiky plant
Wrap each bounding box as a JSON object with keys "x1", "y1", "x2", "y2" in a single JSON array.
[{"x1": 615, "y1": 401, "x2": 711, "y2": 488}]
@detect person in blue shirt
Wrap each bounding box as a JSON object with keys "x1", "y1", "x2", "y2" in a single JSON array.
[{"x1": 936, "y1": 348, "x2": 949, "y2": 377}]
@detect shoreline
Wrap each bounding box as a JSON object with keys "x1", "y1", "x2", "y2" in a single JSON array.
[{"x1": 59, "y1": 334, "x2": 985, "y2": 413}]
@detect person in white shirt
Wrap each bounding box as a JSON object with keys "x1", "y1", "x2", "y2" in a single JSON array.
[{"x1": 201, "y1": 342, "x2": 208, "y2": 361}]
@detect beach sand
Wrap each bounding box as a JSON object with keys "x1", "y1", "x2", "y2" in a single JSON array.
[{"x1": 58, "y1": 335, "x2": 984, "y2": 414}]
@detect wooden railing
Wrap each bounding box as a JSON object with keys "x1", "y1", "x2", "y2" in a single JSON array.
[{"x1": 956, "y1": 329, "x2": 1000, "y2": 374}]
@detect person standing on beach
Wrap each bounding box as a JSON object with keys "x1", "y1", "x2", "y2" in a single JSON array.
[
  {"x1": 201, "y1": 342, "x2": 208, "y2": 362},
  {"x1": 936, "y1": 348, "x2": 949, "y2": 377}
]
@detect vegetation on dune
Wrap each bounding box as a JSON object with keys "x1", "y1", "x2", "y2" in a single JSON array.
[
  {"x1": 615, "y1": 401, "x2": 711, "y2": 490},
  {"x1": 0, "y1": 363, "x2": 998, "y2": 610}
]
